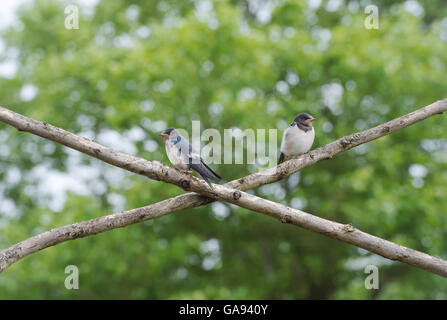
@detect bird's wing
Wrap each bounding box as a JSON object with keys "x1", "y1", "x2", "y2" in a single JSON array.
[
  {"x1": 199, "y1": 159, "x2": 221, "y2": 181},
  {"x1": 172, "y1": 136, "x2": 202, "y2": 165},
  {"x1": 189, "y1": 159, "x2": 221, "y2": 185},
  {"x1": 171, "y1": 136, "x2": 221, "y2": 185},
  {"x1": 278, "y1": 152, "x2": 285, "y2": 165}
]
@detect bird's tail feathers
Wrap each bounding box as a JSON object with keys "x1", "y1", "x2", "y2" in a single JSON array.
[
  {"x1": 189, "y1": 161, "x2": 221, "y2": 187},
  {"x1": 198, "y1": 171, "x2": 213, "y2": 187},
  {"x1": 200, "y1": 160, "x2": 221, "y2": 181}
]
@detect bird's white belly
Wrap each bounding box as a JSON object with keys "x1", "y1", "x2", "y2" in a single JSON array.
[
  {"x1": 280, "y1": 126, "x2": 315, "y2": 156},
  {"x1": 166, "y1": 142, "x2": 189, "y2": 170}
]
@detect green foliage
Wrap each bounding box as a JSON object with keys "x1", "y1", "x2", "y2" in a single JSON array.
[{"x1": 0, "y1": 0, "x2": 446, "y2": 299}]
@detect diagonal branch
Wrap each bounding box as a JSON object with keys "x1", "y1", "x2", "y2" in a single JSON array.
[
  {"x1": 2, "y1": 179, "x2": 447, "y2": 277},
  {"x1": 0, "y1": 99, "x2": 446, "y2": 276}
]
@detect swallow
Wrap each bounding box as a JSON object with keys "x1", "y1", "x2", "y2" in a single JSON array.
[
  {"x1": 160, "y1": 128, "x2": 221, "y2": 187},
  {"x1": 278, "y1": 113, "x2": 316, "y2": 164}
]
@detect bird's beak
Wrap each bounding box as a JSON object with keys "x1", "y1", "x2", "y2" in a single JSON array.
[
  {"x1": 160, "y1": 132, "x2": 169, "y2": 139},
  {"x1": 305, "y1": 117, "x2": 316, "y2": 126}
]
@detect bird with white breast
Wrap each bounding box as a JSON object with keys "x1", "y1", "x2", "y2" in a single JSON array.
[{"x1": 278, "y1": 113, "x2": 316, "y2": 164}]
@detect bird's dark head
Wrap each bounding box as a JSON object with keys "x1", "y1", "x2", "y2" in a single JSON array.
[
  {"x1": 294, "y1": 113, "x2": 316, "y2": 127},
  {"x1": 160, "y1": 128, "x2": 175, "y2": 140}
]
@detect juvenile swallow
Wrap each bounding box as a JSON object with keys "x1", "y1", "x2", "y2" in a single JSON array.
[
  {"x1": 160, "y1": 128, "x2": 221, "y2": 187},
  {"x1": 278, "y1": 113, "x2": 316, "y2": 164}
]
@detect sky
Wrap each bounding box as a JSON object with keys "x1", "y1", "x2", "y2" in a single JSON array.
[{"x1": 0, "y1": 0, "x2": 30, "y2": 30}]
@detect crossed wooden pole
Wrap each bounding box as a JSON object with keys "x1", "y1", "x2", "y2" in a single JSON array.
[{"x1": 0, "y1": 99, "x2": 446, "y2": 277}]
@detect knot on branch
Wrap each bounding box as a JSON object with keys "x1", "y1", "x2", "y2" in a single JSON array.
[
  {"x1": 181, "y1": 179, "x2": 191, "y2": 190},
  {"x1": 339, "y1": 139, "x2": 350, "y2": 149},
  {"x1": 280, "y1": 214, "x2": 292, "y2": 224},
  {"x1": 343, "y1": 223, "x2": 355, "y2": 233},
  {"x1": 339, "y1": 133, "x2": 362, "y2": 149},
  {"x1": 381, "y1": 126, "x2": 390, "y2": 134},
  {"x1": 233, "y1": 191, "x2": 241, "y2": 200}
]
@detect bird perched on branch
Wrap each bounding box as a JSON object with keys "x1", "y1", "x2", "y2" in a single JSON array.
[
  {"x1": 160, "y1": 128, "x2": 221, "y2": 187},
  {"x1": 278, "y1": 113, "x2": 316, "y2": 164}
]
